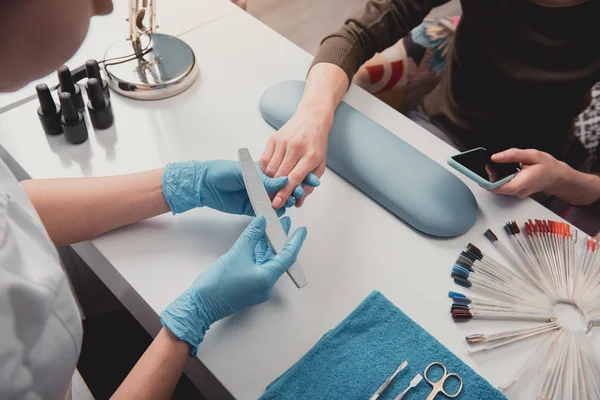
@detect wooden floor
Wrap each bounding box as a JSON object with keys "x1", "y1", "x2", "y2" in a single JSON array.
[{"x1": 249, "y1": 0, "x2": 462, "y2": 55}]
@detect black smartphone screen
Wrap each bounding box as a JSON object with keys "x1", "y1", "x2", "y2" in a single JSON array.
[{"x1": 451, "y1": 148, "x2": 520, "y2": 183}]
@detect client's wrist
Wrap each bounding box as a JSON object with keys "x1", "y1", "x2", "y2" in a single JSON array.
[
  {"x1": 546, "y1": 161, "x2": 572, "y2": 196},
  {"x1": 549, "y1": 164, "x2": 600, "y2": 206},
  {"x1": 297, "y1": 96, "x2": 335, "y2": 124}
]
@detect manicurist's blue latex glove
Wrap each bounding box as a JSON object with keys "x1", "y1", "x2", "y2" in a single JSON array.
[
  {"x1": 162, "y1": 160, "x2": 320, "y2": 216},
  {"x1": 160, "y1": 216, "x2": 307, "y2": 356}
]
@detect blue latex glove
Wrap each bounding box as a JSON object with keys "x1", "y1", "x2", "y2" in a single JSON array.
[
  {"x1": 160, "y1": 216, "x2": 307, "y2": 356},
  {"x1": 162, "y1": 160, "x2": 320, "y2": 216}
]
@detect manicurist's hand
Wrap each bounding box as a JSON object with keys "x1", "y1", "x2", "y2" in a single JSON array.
[
  {"x1": 162, "y1": 160, "x2": 314, "y2": 216},
  {"x1": 491, "y1": 148, "x2": 600, "y2": 205},
  {"x1": 160, "y1": 216, "x2": 307, "y2": 355},
  {"x1": 260, "y1": 63, "x2": 348, "y2": 209}
]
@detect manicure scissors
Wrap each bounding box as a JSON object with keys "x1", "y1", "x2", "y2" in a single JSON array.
[{"x1": 424, "y1": 362, "x2": 463, "y2": 400}]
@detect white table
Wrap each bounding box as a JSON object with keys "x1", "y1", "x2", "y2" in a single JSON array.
[{"x1": 0, "y1": 1, "x2": 597, "y2": 399}]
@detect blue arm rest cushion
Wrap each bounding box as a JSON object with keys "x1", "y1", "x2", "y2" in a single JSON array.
[{"x1": 259, "y1": 81, "x2": 477, "y2": 237}]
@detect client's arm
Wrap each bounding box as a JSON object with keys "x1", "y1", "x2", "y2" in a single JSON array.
[{"x1": 261, "y1": 0, "x2": 450, "y2": 208}]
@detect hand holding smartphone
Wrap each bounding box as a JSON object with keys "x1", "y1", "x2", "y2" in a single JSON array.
[{"x1": 447, "y1": 147, "x2": 520, "y2": 190}]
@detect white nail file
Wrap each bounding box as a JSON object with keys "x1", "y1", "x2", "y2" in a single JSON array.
[{"x1": 237, "y1": 148, "x2": 307, "y2": 288}]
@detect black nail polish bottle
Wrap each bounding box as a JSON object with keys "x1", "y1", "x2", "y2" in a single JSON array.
[
  {"x1": 36, "y1": 84, "x2": 63, "y2": 135},
  {"x1": 85, "y1": 59, "x2": 110, "y2": 99},
  {"x1": 87, "y1": 78, "x2": 114, "y2": 130},
  {"x1": 59, "y1": 92, "x2": 88, "y2": 144},
  {"x1": 57, "y1": 65, "x2": 85, "y2": 110}
]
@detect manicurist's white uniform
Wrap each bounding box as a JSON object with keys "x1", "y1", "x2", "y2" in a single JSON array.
[{"x1": 0, "y1": 159, "x2": 81, "y2": 400}]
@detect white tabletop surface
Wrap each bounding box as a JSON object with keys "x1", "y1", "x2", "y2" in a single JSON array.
[{"x1": 0, "y1": 2, "x2": 598, "y2": 399}]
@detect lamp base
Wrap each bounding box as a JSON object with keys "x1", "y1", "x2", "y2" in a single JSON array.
[{"x1": 104, "y1": 33, "x2": 199, "y2": 100}]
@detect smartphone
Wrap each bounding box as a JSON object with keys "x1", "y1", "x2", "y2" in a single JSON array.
[{"x1": 447, "y1": 147, "x2": 520, "y2": 190}]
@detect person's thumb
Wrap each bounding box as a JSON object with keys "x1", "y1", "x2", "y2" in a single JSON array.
[
  {"x1": 491, "y1": 148, "x2": 542, "y2": 165},
  {"x1": 235, "y1": 216, "x2": 267, "y2": 253},
  {"x1": 264, "y1": 227, "x2": 307, "y2": 279}
]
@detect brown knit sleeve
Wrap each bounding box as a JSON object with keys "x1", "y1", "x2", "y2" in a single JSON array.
[{"x1": 311, "y1": 0, "x2": 451, "y2": 84}]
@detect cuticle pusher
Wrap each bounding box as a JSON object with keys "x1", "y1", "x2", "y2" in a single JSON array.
[{"x1": 369, "y1": 360, "x2": 408, "y2": 400}]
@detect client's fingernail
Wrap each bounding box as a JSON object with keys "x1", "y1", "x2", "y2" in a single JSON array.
[
  {"x1": 273, "y1": 196, "x2": 283, "y2": 208},
  {"x1": 492, "y1": 153, "x2": 504, "y2": 161}
]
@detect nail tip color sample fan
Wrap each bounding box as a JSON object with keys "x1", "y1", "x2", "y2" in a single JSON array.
[{"x1": 449, "y1": 219, "x2": 600, "y2": 399}]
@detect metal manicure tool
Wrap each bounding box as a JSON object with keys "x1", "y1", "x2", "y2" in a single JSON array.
[
  {"x1": 424, "y1": 362, "x2": 463, "y2": 399},
  {"x1": 393, "y1": 374, "x2": 423, "y2": 400},
  {"x1": 369, "y1": 360, "x2": 408, "y2": 400},
  {"x1": 238, "y1": 148, "x2": 307, "y2": 288}
]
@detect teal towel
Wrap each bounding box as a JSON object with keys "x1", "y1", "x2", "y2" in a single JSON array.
[{"x1": 260, "y1": 291, "x2": 506, "y2": 400}]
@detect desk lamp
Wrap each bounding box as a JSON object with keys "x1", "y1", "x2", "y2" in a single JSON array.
[{"x1": 103, "y1": 0, "x2": 199, "y2": 100}]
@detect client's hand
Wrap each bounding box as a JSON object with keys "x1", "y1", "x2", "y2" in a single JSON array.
[
  {"x1": 490, "y1": 148, "x2": 571, "y2": 198},
  {"x1": 162, "y1": 160, "x2": 319, "y2": 216},
  {"x1": 160, "y1": 216, "x2": 307, "y2": 355},
  {"x1": 260, "y1": 106, "x2": 328, "y2": 209}
]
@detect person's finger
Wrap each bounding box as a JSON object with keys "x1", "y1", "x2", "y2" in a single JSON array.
[
  {"x1": 260, "y1": 140, "x2": 276, "y2": 171},
  {"x1": 264, "y1": 144, "x2": 286, "y2": 177},
  {"x1": 491, "y1": 181, "x2": 520, "y2": 195},
  {"x1": 274, "y1": 147, "x2": 302, "y2": 178},
  {"x1": 254, "y1": 234, "x2": 269, "y2": 264},
  {"x1": 295, "y1": 185, "x2": 313, "y2": 208},
  {"x1": 273, "y1": 195, "x2": 296, "y2": 216},
  {"x1": 255, "y1": 215, "x2": 289, "y2": 262},
  {"x1": 485, "y1": 164, "x2": 498, "y2": 182},
  {"x1": 296, "y1": 162, "x2": 325, "y2": 207},
  {"x1": 264, "y1": 227, "x2": 308, "y2": 279},
  {"x1": 272, "y1": 159, "x2": 312, "y2": 208},
  {"x1": 280, "y1": 216, "x2": 292, "y2": 235},
  {"x1": 491, "y1": 148, "x2": 543, "y2": 165},
  {"x1": 284, "y1": 197, "x2": 296, "y2": 208},
  {"x1": 313, "y1": 159, "x2": 327, "y2": 178},
  {"x1": 292, "y1": 185, "x2": 306, "y2": 199},
  {"x1": 235, "y1": 216, "x2": 267, "y2": 253},
  {"x1": 491, "y1": 171, "x2": 532, "y2": 195},
  {"x1": 302, "y1": 172, "x2": 321, "y2": 187},
  {"x1": 262, "y1": 175, "x2": 289, "y2": 195}
]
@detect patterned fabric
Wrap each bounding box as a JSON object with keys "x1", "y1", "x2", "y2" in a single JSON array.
[
  {"x1": 575, "y1": 82, "x2": 600, "y2": 152},
  {"x1": 411, "y1": 17, "x2": 459, "y2": 72},
  {"x1": 353, "y1": 16, "x2": 459, "y2": 112}
]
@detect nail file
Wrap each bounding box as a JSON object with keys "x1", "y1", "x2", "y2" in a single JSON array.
[{"x1": 238, "y1": 148, "x2": 307, "y2": 288}]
